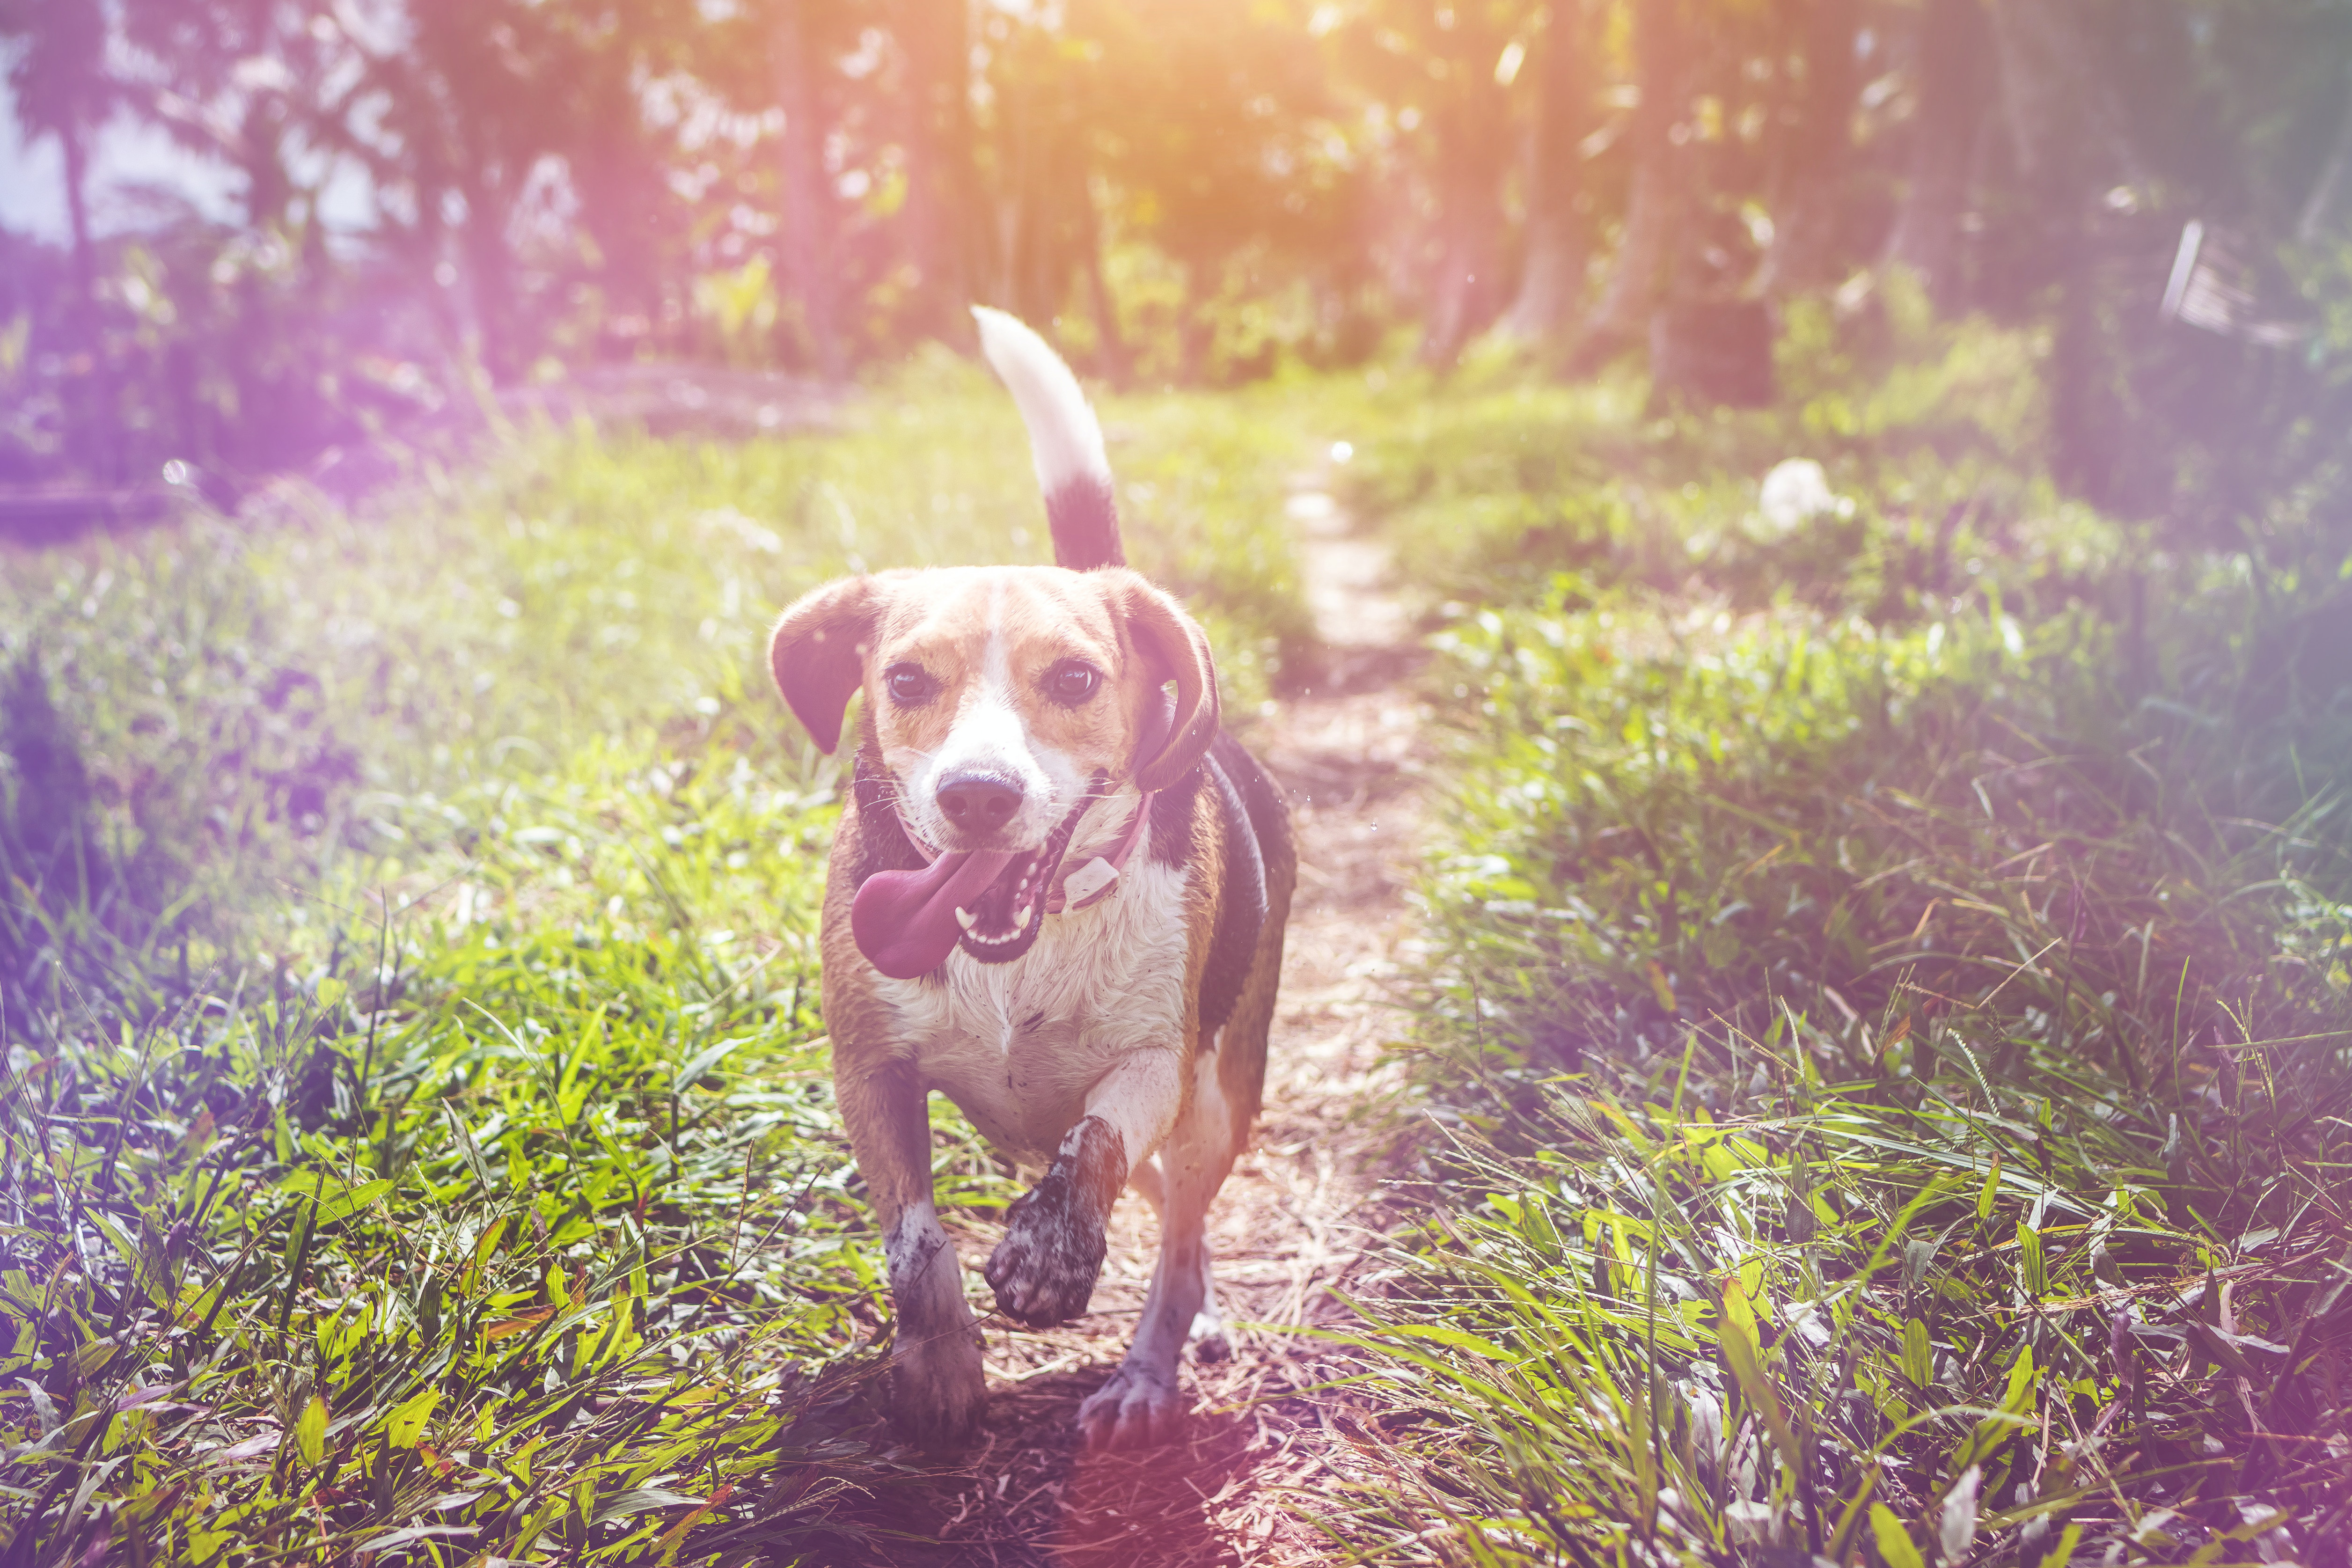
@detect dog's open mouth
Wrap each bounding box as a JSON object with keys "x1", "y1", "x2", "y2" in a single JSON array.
[
  {"x1": 946, "y1": 796, "x2": 1089, "y2": 961},
  {"x1": 850, "y1": 788, "x2": 1098, "y2": 978}
]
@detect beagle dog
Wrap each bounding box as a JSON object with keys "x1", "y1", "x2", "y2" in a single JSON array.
[{"x1": 766, "y1": 309, "x2": 1294, "y2": 1451}]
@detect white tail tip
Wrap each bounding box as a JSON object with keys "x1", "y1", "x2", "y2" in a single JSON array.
[{"x1": 972, "y1": 305, "x2": 1111, "y2": 500}]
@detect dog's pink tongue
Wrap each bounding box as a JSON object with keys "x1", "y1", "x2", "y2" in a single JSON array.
[{"x1": 851, "y1": 850, "x2": 1014, "y2": 979}]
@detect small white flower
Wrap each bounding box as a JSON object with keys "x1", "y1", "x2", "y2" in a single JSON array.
[
  {"x1": 1941, "y1": 1465, "x2": 1983, "y2": 1561},
  {"x1": 1723, "y1": 1498, "x2": 1777, "y2": 1547},
  {"x1": 1755, "y1": 459, "x2": 1856, "y2": 536}
]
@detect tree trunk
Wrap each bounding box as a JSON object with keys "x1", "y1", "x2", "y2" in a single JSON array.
[
  {"x1": 774, "y1": 0, "x2": 841, "y2": 379},
  {"x1": 59, "y1": 120, "x2": 96, "y2": 329},
  {"x1": 2299, "y1": 60, "x2": 2352, "y2": 245},
  {"x1": 1080, "y1": 176, "x2": 1129, "y2": 385},
  {"x1": 1983, "y1": 0, "x2": 2115, "y2": 501},
  {"x1": 1984, "y1": 0, "x2": 2082, "y2": 191},
  {"x1": 1420, "y1": 171, "x2": 1507, "y2": 367},
  {"x1": 895, "y1": 0, "x2": 975, "y2": 342},
  {"x1": 1419, "y1": 24, "x2": 1518, "y2": 366},
  {"x1": 1568, "y1": 0, "x2": 1692, "y2": 374},
  {"x1": 58, "y1": 119, "x2": 119, "y2": 481},
  {"x1": 408, "y1": 139, "x2": 469, "y2": 375},
  {"x1": 1501, "y1": 0, "x2": 1594, "y2": 343},
  {"x1": 1883, "y1": 0, "x2": 1993, "y2": 310},
  {"x1": 2047, "y1": 196, "x2": 2111, "y2": 500},
  {"x1": 1757, "y1": 0, "x2": 1861, "y2": 295},
  {"x1": 458, "y1": 166, "x2": 518, "y2": 383},
  {"x1": 239, "y1": 97, "x2": 293, "y2": 231},
  {"x1": 994, "y1": 70, "x2": 1070, "y2": 332},
  {"x1": 573, "y1": 43, "x2": 667, "y2": 352}
]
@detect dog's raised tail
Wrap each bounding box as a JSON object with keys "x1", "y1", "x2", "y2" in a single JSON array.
[{"x1": 972, "y1": 305, "x2": 1124, "y2": 571}]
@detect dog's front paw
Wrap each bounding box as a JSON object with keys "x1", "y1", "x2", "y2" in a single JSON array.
[
  {"x1": 985, "y1": 1181, "x2": 1108, "y2": 1326},
  {"x1": 1077, "y1": 1361, "x2": 1186, "y2": 1450},
  {"x1": 983, "y1": 1116, "x2": 1123, "y2": 1327},
  {"x1": 890, "y1": 1329, "x2": 986, "y2": 1452}
]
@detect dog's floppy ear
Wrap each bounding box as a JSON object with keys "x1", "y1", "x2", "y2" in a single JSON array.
[
  {"x1": 1112, "y1": 573, "x2": 1220, "y2": 791},
  {"x1": 769, "y1": 575, "x2": 886, "y2": 753}
]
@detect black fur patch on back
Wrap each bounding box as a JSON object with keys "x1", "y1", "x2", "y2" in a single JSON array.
[
  {"x1": 1136, "y1": 730, "x2": 1289, "y2": 1040},
  {"x1": 1146, "y1": 750, "x2": 1204, "y2": 868},
  {"x1": 983, "y1": 1115, "x2": 1125, "y2": 1327},
  {"x1": 1198, "y1": 751, "x2": 1267, "y2": 1038},
  {"x1": 1046, "y1": 476, "x2": 1125, "y2": 571},
  {"x1": 1210, "y1": 730, "x2": 1291, "y2": 866}
]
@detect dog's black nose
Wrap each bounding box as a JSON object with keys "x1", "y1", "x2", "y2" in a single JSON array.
[{"x1": 936, "y1": 774, "x2": 1023, "y2": 830}]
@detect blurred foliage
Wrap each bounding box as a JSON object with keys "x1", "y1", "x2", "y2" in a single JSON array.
[
  {"x1": 6, "y1": 0, "x2": 2352, "y2": 582},
  {"x1": 1339, "y1": 277, "x2": 2089, "y2": 618}
]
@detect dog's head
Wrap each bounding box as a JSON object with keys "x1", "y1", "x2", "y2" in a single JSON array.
[
  {"x1": 771, "y1": 564, "x2": 1217, "y2": 848},
  {"x1": 769, "y1": 564, "x2": 1217, "y2": 965}
]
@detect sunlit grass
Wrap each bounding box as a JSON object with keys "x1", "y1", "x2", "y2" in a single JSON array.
[
  {"x1": 1328, "y1": 473, "x2": 2352, "y2": 1558},
  {"x1": 0, "y1": 360, "x2": 1314, "y2": 1562},
  {"x1": 6, "y1": 731, "x2": 895, "y2": 1559}
]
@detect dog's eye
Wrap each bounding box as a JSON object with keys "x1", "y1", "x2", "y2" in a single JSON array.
[
  {"x1": 885, "y1": 664, "x2": 937, "y2": 705},
  {"x1": 1045, "y1": 661, "x2": 1100, "y2": 704}
]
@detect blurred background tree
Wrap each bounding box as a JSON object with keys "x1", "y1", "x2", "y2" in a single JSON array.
[{"x1": 6, "y1": 0, "x2": 2352, "y2": 557}]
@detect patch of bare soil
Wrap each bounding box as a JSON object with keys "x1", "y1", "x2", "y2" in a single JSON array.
[{"x1": 841, "y1": 471, "x2": 1434, "y2": 1567}]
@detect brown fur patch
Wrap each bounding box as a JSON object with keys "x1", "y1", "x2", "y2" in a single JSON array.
[{"x1": 868, "y1": 570, "x2": 1132, "y2": 777}]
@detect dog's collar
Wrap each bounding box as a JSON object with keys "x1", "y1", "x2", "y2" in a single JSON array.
[{"x1": 897, "y1": 790, "x2": 1156, "y2": 914}]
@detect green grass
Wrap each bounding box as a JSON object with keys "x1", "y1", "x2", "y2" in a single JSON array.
[
  {"x1": 0, "y1": 357, "x2": 1316, "y2": 1563},
  {"x1": 4, "y1": 746, "x2": 921, "y2": 1562},
  {"x1": 1335, "y1": 598, "x2": 2350, "y2": 1563},
  {"x1": 1318, "y1": 311, "x2": 2352, "y2": 1564},
  {"x1": 9, "y1": 317, "x2": 2352, "y2": 1566},
  {"x1": 1334, "y1": 272, "x2": 2084, "y2": 627}
]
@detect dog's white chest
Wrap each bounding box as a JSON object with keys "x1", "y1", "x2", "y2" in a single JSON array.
[{"x1": 878, "y1": 859, "x2": 1192, "y2": 1160}]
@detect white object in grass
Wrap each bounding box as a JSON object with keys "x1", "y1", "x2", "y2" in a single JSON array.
[{"x1": 1755, "y1": 457, "x2": 1855, "y2": 536}]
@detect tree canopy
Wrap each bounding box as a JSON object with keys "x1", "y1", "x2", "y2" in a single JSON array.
[{"x1": 6, "y1": 0, "x2": 2352, "y2": 535}]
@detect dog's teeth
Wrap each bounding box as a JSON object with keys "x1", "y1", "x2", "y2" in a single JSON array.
[{"x1": 955, "y1": 907, "x2": 976, "y2": 931}]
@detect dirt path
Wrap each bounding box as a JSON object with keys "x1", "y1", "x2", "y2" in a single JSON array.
[{"x1": 863, "y1": 469, "x2": 1433, "y2": 1566}]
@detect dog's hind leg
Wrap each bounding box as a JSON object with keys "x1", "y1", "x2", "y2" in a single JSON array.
[
  {"x1": 1184, "y1": 1244, "x2": 1231, "y2": 1362},
  {"x1": 1077, "y1": 1050, "x2": 1239, "y2": 1448},
  {"x1": 1126, "y1": 1153, "x2": 1228, "y2": 1358},
  {"x1": 1128, "y1": 1153, "x2": 1166, "y2": 1214}
]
